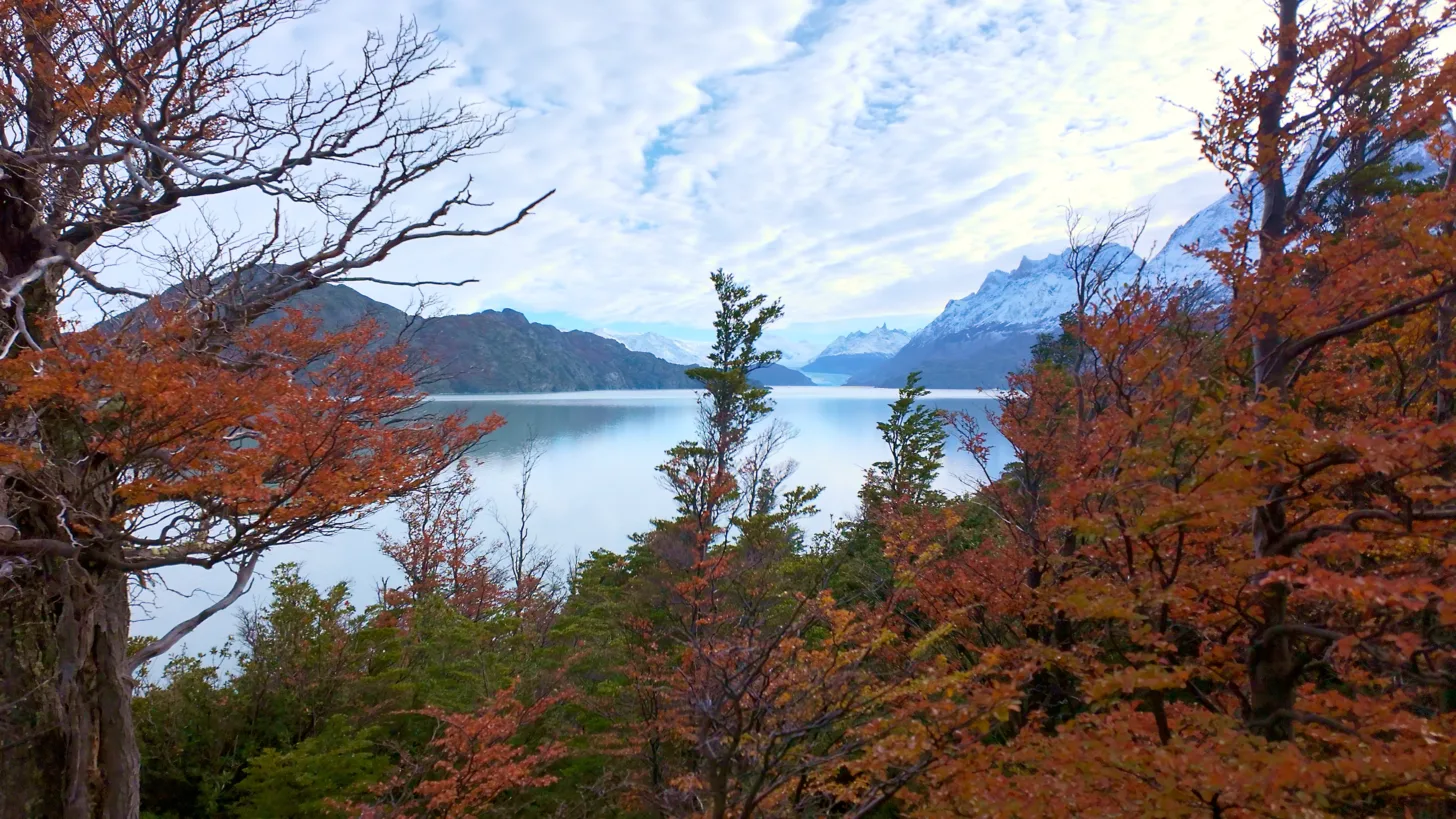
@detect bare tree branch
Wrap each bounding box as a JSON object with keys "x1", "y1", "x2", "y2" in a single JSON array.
[{"x1": 125, "y1": 552, "x2": 262, "y2": 675}]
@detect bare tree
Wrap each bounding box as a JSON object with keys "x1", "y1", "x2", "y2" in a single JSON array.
[{"x1": 490, "y1": 431, "x2": 554, "y2": 627}]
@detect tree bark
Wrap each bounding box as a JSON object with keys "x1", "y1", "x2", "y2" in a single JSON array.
[
  {"x1": 1247, "y1": 585, "x2": 1297, "y2": 741},
  {"x1": 0, "y1": 555, "x2": 139, "y2": 819}
]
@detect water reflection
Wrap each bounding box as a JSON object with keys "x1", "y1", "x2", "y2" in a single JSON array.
[{"x1": 138, "y1": 388, "x2": 1012, "y2": 659}]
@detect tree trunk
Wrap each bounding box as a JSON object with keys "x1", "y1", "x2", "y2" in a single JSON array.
[
  {"x1": 1245, "y1": 0, "x2": 1301, "y2": 744},
  {"x1": 1247, "y1": 585, "x2": 1296, "y2": 741},
  {"x1": 0, "y1": 556, "x2": 140, "y2": 819}
]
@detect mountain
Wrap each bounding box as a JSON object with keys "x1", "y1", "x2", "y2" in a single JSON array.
[
  {"x1": 762, "y1": 332, "x2": 823, "y2": 370},
  {"x1": 280, "y1": 286, "x2": 703, "y2": 393},
  {"x1": 846, "y1": 249, "x2": 1134, "y2": 389},
  {"x1": 120, "y1": 282, "x2": 815, "y2": 392},
  {"x1": 816, "y1": 325, "x2": 912, "y2": 358},
  {"x1": 589, "y1": 329, "x2": 711, "y2": 366},
  {"x1": 750, "y1": 363, "x2": 816, "y2": 386},
  {"x1": 803, "y1": 326, "x2": 911, "y2": 377},
  {"x1": 590, "y1": 328, "x2": 822, "y2": 369},
  {"x1": 851, "y1": 204, "x2": 1227, "y2": 389}
]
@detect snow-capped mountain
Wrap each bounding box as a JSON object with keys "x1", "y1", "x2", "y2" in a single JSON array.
[
  {"x1": 803, "y1": 326, "x2": 911, "y2": 377},
  {"x1": 1139, "y1": 134, "x2": 1441, "y2": 289},
  {"x1": 589, "y1": 329, "x2": 822, "y2": 370},
  {"x1": 848, "y1": 134, "x2": 1448, "y2": 390},
  {"x1": 851, "y1": 202, "x2": 1226, "y2": 388},
  {"x1": 909, "y1": 246, "x2": 1138, "y2": 346},
  {"x1": 817, "y1": 326, "x2": 911, "y2": 358},
  {"x1": 761, "y1": 333, "x2": 823, "y2": 370},
  {"x1": 589, "y1": 329, "x2": 711, "y2": 367},
  {"x1": 1146, "y1": 193, "x2": 1239, "y2": 288}
]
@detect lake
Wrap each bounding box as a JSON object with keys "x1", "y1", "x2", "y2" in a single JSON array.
[{"x1": 133, "y1": 387, "x2": 1011, "y2": 664}]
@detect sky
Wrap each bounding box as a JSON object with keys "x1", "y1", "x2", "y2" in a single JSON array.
[{"x1": 219, "y1": 0, "x2": 1272, "y2": 344}]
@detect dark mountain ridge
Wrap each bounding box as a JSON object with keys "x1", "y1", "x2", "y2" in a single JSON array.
[{"x1": 124, "y1": 281, "x2": 811, "y2": 393}]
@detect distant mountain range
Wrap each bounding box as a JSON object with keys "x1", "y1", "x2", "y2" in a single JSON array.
[
  {"x1": 850, "y1": 195, "x2": 1231, "y2": 389},
  {"x1": 571, "y1": 188, "x2": 1249, "y2": 391},
  {"x1": 123, "y1": 282, "x2": 814, "y2": 393},
  {"x1": 850, "y1": 138, "x2": 1448, "y2": 389},
  {"x1": 569, "y1": 188, "x2": 1243, "y2": 392},
  {"x1": 803, "y1": 326, "x2": 911, "y2": 378},
  {"x1": 589, "y1": 329, "x2": 710, "y2": 366}
]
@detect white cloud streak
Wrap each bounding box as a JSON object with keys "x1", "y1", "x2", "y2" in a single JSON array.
[{"x1": 242, "y1": 0, "x2": 1268, "y2": 330}]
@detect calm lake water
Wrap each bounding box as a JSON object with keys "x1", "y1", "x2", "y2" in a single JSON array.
[{"x1": 135, "y1": 387, "x2": 1011, "y2": 664}]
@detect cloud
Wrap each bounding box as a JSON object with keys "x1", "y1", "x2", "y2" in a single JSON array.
[{"x1": 228, "y1": 0, "x2": 1270, "y2": 330}]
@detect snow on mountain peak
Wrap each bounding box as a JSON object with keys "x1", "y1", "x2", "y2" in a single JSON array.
[
  {"x1": 760, "y1": 333, "x2": 822, "y2": 370},
  {"x1": 816, "y1": 325, "x2": 911, "y2": 358},
  {"x1": 913, "y1": 246, "x2": 1139, "y2": 344},
  {"x1": 589, "y1": 329, "x2": 711, "y2": 366},
  {"x1": 589, "y1": 329, "x2": 821, "y2": 370}
]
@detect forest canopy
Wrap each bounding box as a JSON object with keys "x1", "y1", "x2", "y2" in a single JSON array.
[{"x1": 2, "y1": 0, "x2": 1455, "y2": 817}]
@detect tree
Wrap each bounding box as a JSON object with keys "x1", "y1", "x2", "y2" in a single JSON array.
[
  {"x1": 653, "y1": 269, "x2": 787, "y2": 564},
  {"x1": 916, "y1": 2, "x2": 1456, "y2": 814},
  {"x1": 1198, "y1": 0, "x2": 1456, "y2": 749},
  {"x1": 490, "y1": 432, "x2": 556, "y2": 633},
  {"x1": 379, "y1": 461, "x2": 504, "y2": 623},
  {"x1": 861, "y1": 371, "x2": 947, "y2": 510},
  {"x1": 614, "y1": 273, "x2": 1018, "y2": 818},
  {"x1": 233, "y1": 716, "x2": 391, "y2": 819},
  {"x1": 0, "y1": 2, "x2": 550, "y2": 814},
  {"x1": 834, "y1": 371, "x2": 953, "y2": 607},
  {"x1": 134, "y1": 564, "x2": 389, "y2": 817},
  {"x1": 358, "y1": 684, "x2": 566, "y2": 819}
]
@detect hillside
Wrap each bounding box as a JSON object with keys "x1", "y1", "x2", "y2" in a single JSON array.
[{"x1": 127, "y1": 282, "x2": 816, "y2": 392}]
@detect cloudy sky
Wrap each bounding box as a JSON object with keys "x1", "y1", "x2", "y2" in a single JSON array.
[{"x1": 242, "y1": 0, "x2": 1270, "y2": 343}]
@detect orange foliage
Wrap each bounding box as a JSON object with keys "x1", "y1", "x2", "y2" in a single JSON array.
[
  {"x1": 0, "y1": 0, "x2": 540, "y2": 810},
  {"x1": 0, "y1": 306, "x2": 497, "y2": 570},
  {"x1": 412, "y1": 686, "x2": 566, "y2": 817},
  {"x1": 356, "y1": 684, "x2": 565, "y2": 819},
  {"x1": 893, "y1": 2, "x2": 1456, "y2": 815},
  {"x1": 377, "y1": 461, "x2": 505, "y2": 622}
]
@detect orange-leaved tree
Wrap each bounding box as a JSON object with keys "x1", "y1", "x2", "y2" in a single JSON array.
[
  {"x1": 0, "y1": 306, "x2": 501, "y2": 817},
  {"x1": 378, "y1": 461, "x2": 505, "y2": 623},
  {"x1": 357, "y1": 683, "x2": 566, "y2": 819},
  {"x1": 0, "y1": 1, "x2": 549, "y2": 815},
  {"x1": 920, "y1": 1, "x2": 1456, "y2": 815}
]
